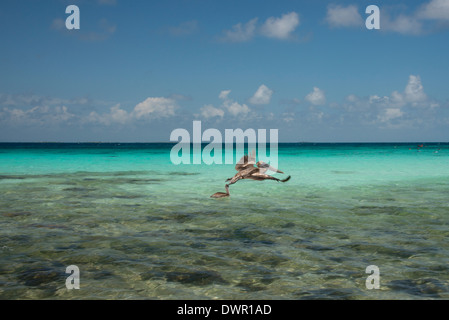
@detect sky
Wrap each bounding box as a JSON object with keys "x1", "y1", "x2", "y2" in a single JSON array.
[{"x1": 0, "y1": 0, "x2": 449, "y2": 142}]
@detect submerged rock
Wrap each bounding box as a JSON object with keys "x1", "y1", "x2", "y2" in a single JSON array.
[
  {"x1": 112, "y1": 195, "x2": 144, "y2": 199},
  {"x1": 388, "y1": 278, "x2": 448, "y2": 297},
  {"x1": 28, "y1": 223, "x2": 70, "y2": 230},
  {"x1": 63, "y1": 187, "x2": 96, "y2": 192},
  {"x1": 168, "y1": 172, "x2": 200, "y2": 176},
  {"x1": 17, "y1": 267, "x2": 63, "y2": 287},
  {"x1": 236, "y1": 278, "x2": 266, "y2": 292},
  {"x1": 0, "y1": 175, "x2": 26, "y2": 180},
  {"x1": 166, "y1": 270, "x2": 227, "y2": 285},
  {"x1": 1, "y1": 211, "x2": 32, "y2": 218}
]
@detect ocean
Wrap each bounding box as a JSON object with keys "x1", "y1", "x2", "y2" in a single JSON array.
[{"x1": 0, "y1": 142, "x2": 448, "y2": 299}]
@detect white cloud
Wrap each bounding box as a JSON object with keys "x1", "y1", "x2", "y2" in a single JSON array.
[
  {"x1": 132, "y1": 97, "x2": 177, "y2": 119},
  {"x1": 306, "y1": 107, "x2": 325, "y2": 122},
  {"x1": 225, "y1": 101, "x2": 250, "y2": 116},
  {"x1": 197, "y1": 90, "x2": 252, "y2": 119},
  {"x1": 381, "y1": 75, "x2": 428, "y2": 108},
  {"x1": 305, "y1": 87, "x2": 326, "y2": 106},
  {"x1": 86, "y1": 97, "x2": 178, "y2": 125},
  {"x1": 54, "y1": 106, "x2": 74, "y2": 122},
  {"x1": 404, "y1": 75, "x2": 427, "y2": 104},
  {"x1": 381, "y1": 14, "x2": 423, "y2": 35},
  {"x1": 419, "y1": 0, "x2": 449, "y2": 20},
  {"x1": 109, "y1": 104, "x2": 131, "y2": 124},
  {"x1": 87, "y1": 104, "x2": 131, "y2": 125},
  {"x1": 325, "y1": 5, "x2": 363, "y2": 28},
  {"x1": 337, "y1": 74, "x2": 438, "y2": 129},
  {"x1": 221, "y1": 18, "x2": 258, "y2": 42},
  {"x1": 346, "y1": 94, "x2": 359, "y2": 103},
  {"x1": 217, "y1": 90, "x2": 251, "y2": 116},
  {"x1": 282, "y1": 112, "x2": 295, "y2": 123},
  {"x1": 325, "y1": 1, "x2": 449, "y2": 35},
  {"x1": 390, "y1": 90, "x2": 405, "y2": 107},
  {"x1": 350, "y1": 74, "x2": 429, "y2": 111},
  {"x1": 200, "y1": 104, "x2": 224, "y2": 119},
  {"x1": 0, "y1": 93, "x2": 88, "y2": 108},
  {"x1": 369, "y1": 95, "x2": 390, "y2": 106},
  {"x1": 378, "y1": 108, "x2": 404, "y2": 123},
  {"x1": 260, "y1": 12, "x2": 300, "y2": 39},
  {"x1": 220, "y1": 12, "x2": 300, "y2": 42},
  {"x1": 1, "y1": 105, "x2": 75, "y2": 125},
  {"x1": 249, "y1": 84, "x2": 273, "y2": 105},
  {"x1": 86, "y1": 111, "x2": 103, "y2": 124},
  {"x1": 219, "y1": 90, "x2": 231, "y2": 100}
]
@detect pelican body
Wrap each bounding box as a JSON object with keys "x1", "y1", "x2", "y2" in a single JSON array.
[{"x1": 210, "y1": 150, "x2": 290, "y2": 198}]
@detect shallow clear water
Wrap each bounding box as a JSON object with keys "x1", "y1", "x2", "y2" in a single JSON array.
[{"x1": 0, "y1": 143, "x2": 448, "y2": 299}]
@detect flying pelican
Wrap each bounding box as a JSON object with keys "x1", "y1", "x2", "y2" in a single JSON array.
[{"x1": 210, "y1": 150, "x2": 291, "y2": 198}]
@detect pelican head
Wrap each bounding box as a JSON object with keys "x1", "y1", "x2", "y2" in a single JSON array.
[{"x1": 210, "y1": 184, "x2": 230, "y2": 198}]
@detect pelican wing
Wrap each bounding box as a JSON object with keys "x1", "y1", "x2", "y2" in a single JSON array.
[
  {"x1": 235, "y1": 154, "x2": 250, "y2": 171},
  {"x1": 248, "y1": 149, "x2": 256, "y2": 163},
  {"x1": 257, "y1": 161, "x2": 284, "y2": 174},
  {"x1": 235, "y1": 150, "x2": 256, "y2": 171}
]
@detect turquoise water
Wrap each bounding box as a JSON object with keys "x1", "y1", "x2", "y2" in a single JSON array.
[{"x1": 0, "y1": 143, "x2": 448, "y2": 299}]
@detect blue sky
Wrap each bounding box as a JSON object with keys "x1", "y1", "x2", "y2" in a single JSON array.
[{"x1": 1, "y1": 0, "x2": 448, "y2": 142}]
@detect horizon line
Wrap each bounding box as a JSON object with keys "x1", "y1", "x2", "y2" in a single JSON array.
[{"x1": 0, "y1": 141, "x2": 448, "y2": 144}]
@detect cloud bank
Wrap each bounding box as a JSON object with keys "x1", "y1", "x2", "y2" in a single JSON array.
[
  {"x1": 249, "y1": 85, "x2": 274, "y2": 105},
  {"x1": 325, "y1": 0, "x2": 449, "y2": 35},
  {"x1": 1, "y1": 76, "x2": 447, "y2": 142},
  {"x1": 221, "y1": 12, "x2": 300, "y2": 42},
  {"x1": 325, "y1": 5, "x2": 363, "y2": 28}
]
